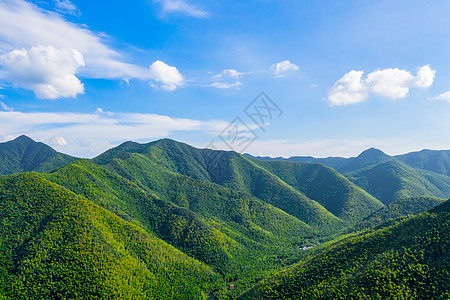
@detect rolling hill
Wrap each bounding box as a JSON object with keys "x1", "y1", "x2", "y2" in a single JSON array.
[
  {"x1": 345, "y1": 160, "x2": 450, "y2": 204},
  {"x1": 396, "y1": 149, "x2": 450, "y2": 176},
  {"x1": 350, "y1": 196, "x2": 444, "y2": 232},
  {"x1": 239, "y1": 198, "x2": 450, "y2": 299},
  {"x1": 250, "y1": 148, "x2": 450, "y2": 205},
  {"x1": 93, "y1": 139, "x2": 384, "y2": 226},
  {"x1": 0, "y1": 173, "x2": 222, "y2": 299},
  {"x1": 0, "y1": 135, "x2": 77, "y2": 175}
]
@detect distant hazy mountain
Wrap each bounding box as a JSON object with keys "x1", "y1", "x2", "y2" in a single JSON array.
[
  {"x1": 249, "y1": 148, "x2": 450, "y2": 204},
  {"x1": 396, "y1": 149, "x2": 450, "y2": 176},
  {"x1": 0, "y1": 135, "x2": 77, "y2": 175}
]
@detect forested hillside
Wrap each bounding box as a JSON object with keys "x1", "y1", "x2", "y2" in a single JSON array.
[
  {"x1": 1, "y1": 136, "x2": 449, "y2": 299},
  {"x1": 0, "y1": 173, "x2": 222, "y2": 299},
  {"x1": 0, "y1": 136, "x2": 76, "y2": 175},
  {"x1": 350, "y1": 196, "x2": 444, "y2": 232},
  {"x1": 240, "y1": 198, "x2": 450, "y2": 299},
  {"x1": 250, "y1": 148, "x2": 450, "y2": 204}
]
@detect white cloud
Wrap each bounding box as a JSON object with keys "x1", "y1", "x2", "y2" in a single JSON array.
[
  {"x1": 431, "y1": 91, "x2": 450, "y2": 102},
  {"x1": 0, "y1": 0, "x2": 184, "y2": 92},
  {"x1": 148, "y1": 60, "x2": 184, "y2": 91},
  {"x1": 54, "y1": 0, "x2": 79, "y2": 16},
  {"x1": 52, "y1": 136, "x2": 67, "y2": 146},
  {"x1": 209, "y1": 69, "x2": 244, "y2": 89},
  {"x1": 0, "y1": 101, "x2": 13, "y2": 111},
  {"x1": 414, "y1": 65, "x2": 435, "y2": 88},
  {"x1": 328, "y1": 70, "x2": 368, "y2": 106},
  {"x1": 271, "y1": 60, "x2": 299, "y2": 77},
  {"x1": 328, "y1": 65, "x2": 435, "y2": 106},
  {"x1": 365, "y1": 68, "x2": 413, "y2": 99},
  {"x1": 156, "y1": 0, "x2": 208, "y2": 17},
  {"x1": 95, "y1": 107, "x2": 114, "y2": 116},
  {"x1": 209, "y1": 82, "x2": 242, "y2": 89},
  {"x1": 0, "y1": 109, "x2": 227, "y2": 157},
  {"x1": 213, "y1": 69, "x2": 243, "y2": 80},
  {"x1": 0, "y1": 45, "x2": 85, "y2": 99}
]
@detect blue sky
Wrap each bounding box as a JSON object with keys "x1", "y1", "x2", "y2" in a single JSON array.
[{"x1": 1, "y1": 0, "x2": 450, "y2": 158}]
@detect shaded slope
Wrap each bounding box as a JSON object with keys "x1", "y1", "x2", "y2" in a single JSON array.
[
  {"x1": 337, "y1": 147, "x2": 392, "y2": 173},
  {"x1": 44, "y1": 159, "x2": 320, "y2": 297},
  {"x1": 240, "y1": 199, "x2": 450, "y2": 300},
  {"x1": 350, "y1": 196, "x2": 444, "y2": 232},
  {"x1": 346, "y1": 160, "x2": 450, "y2": 204},
  {"x1": 0, "y1": 135, "x2": 76, "y2": 175},
  {"x1": 396, "y1": 149, "x2": 450, "y2": 176},
  {"x1": 0, "y1": 173, "x2": 221, "y2": 299},
  {"x1": 248, "y1": 159, "x2": 384, "y2": 223},
  {"x1": 94, "y1": 139, "x2": 345, "y2": 231}
]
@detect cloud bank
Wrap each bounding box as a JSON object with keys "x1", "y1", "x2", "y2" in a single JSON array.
[
  {"x1": 0, "y1": 0, "x2": 184, "y2": 97},
  {"x1": 0, "y1": 45, "x2": 85, "y2": 99},
  {"x1": 0, "y1": 108, "x2": 228, "y2": 157},
  {"x1": 328, "y1": 65, "x2": 435, "y2": 106}
]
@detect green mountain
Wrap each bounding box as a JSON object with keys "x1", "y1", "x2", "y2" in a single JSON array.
[
  {"x1": 350, "y1": 196, "x2": 444, "y2": 232},
  {"x1": 0, "y1": 135, "x2": 76, "y2": 175},
  {"x1": 249, "y1": 148, "x2": 450, "y2": 205},
  {"x1": 396, "y1": 149, "x2": 450, "y2": 176},
  {"x1": 239, "y1": 198, "x2": 450, "y2": 299},
  {"x1": 93, "y1": 139, "x2": 346, "y2": 230},
  {"x1": 345, "y1": 159, "x2": 450, "y2": 204},
  {"x1": 0, "y1": 173, "x2": 222, "y2": 299},
  {"x1": 248, "y1": 159, "x2": 383, "y2": 223}
]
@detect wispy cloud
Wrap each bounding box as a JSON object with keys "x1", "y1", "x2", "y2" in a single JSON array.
[
  {"x1": 328, "y1": 65, "x2": 435, "y2": 106},
  {"x1": 155, "y1": 0, "x2": 208, "y2": 18},
  {"x1": 0, "y1": 108, "x2": 228, "y2": 157},
  {"x1": 53, "y1": 0, "x2": 80, "y2": 16},
  {"x1": 430, "y1": 91, "x2": 450, "y2": 102},
  {"x1": 209, "y1": 69, "x2": 245, "y2": 89}
]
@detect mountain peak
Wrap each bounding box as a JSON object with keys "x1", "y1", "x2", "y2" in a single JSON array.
[
  {"x1": 12, "y1": 135, "x2": 35, "y2": 144},
  {"x1": 357, "y1": 148, "x2": 389, "y2": 160}
]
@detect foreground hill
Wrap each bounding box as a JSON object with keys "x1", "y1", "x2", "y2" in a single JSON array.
[
  {"x1": 239, "y1": 198, "x2": 450, "y2": 299},
  {"x1": 43, "y1": 159, "x2": 319, "y2": 296},
  {"x1": 0, "y1": 135, "x2": 76, "y2": 175},
  {"x1": 0, "y1": 173, "x2": 222, "y2": 299}
]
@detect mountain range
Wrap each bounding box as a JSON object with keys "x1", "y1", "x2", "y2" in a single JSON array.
[
  {"x1": 0, "y1": 135, "x2": 449, "y2": 299},
  {"x1": 247, "y1": 147, "x2": 450, "y2": 204}
]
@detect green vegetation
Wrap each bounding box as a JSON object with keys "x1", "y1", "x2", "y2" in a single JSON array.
[
  {"x1": 240, "y1": 198, "x2": 450, "y2": 299},
  {"x1": 350, "y1": 196, "x2": 444, "y2": 232},
  {"x1": 1, "y1": 136, "x2": 449, "y2": 299},
  {"x1": 396, "y1": 149, "x2": 450, "y2": 176},
  {"x1": 0, "y1": 173, "x2": 222, "y2": 299},
  {"x1": 0, "y1": 135, "x2": 77, "y2": 175},
  {"x1": 249, "y1": 159, "x2": 383, "y2": 223},
  {"x1": 346, "y1": 160, "x2": 450, "y2": 204}
]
